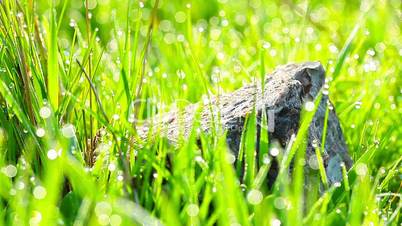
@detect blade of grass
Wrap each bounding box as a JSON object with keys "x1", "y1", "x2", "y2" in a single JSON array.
[{"x1": 47, "y1": 1, "x2": 59, "y2": 110}]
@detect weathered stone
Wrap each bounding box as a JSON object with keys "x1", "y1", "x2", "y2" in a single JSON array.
[{"x1": 137, "y1": 62, "x2": 352, "y2": 184}]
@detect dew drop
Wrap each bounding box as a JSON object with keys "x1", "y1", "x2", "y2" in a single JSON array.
[
  {"x1": 312, "y1": 139, "x2": 319, "y2": 148},
  {"x1": 355, "y1": 101, "x2": 362, "y2": 109},
  {"x1": 177, "y1": 34, "x2": 185, "y2": 42},
  {"x1": 36, "y1": 128, "x2": 45, "y2": 137},
  {"x1": 29, "y1": 211, "x2": 42, "y2": 226},
  {"x1": 271, "y1": 218, "x2": 281, "y2": 226},
  {"x1": 247, "y1": 189, "x2": 263, "y2": 205},
  {"x1": 304, "y1": 101, "x2": 315, "y2": 111},
  {"x1": 274, "y1": 197, "x2": 286, "y2": 209},
  {"x1": 186, "y1": 204, "x2": 199, "y2": 217},
  {"x1": 33, "y1": 186, "x2": 47, "y2": 199},
  {"x1": 1, "y1": 165, "x2": 17, "y2": 177},
  {"x1": 367, "y1": 49, "x2": 375, "y2": 56},
  {"x1": 263, "y1": 42, "x2": 271, "y2": 49},
  {"x1": 355, "y1": 163, "x2": 368, "y2": 176},
  {"x1": 39, "y1": 107, "x2": 51, "y2": 119},
  {"x1": 61, "y1": 124, "x2": 75, "y2": 138},
  {"x1": 117, "y1": 175, "x2": 124, "y2": 181},
  {"x1": 263, "y1": 154, "x2": 271, "y2": 165},
  {"x1": 69, "y1": 19, "x2": 76, "y2": 27},
  {"x1": 269, "y1": 147, "x2": 279, "y2": 157},
  {"x1": 47, "y1": 149, "x2": 58, "y2": 160},
  {"x1": 226, "y1": 153, "x2": 236, "y2": 164},
  {"x1": 175, "y1": 11, "x2": 186, "y2": 23},
  {"x1": 195, "y1": 156, "x2": 205, "y2": 164},
  {"x1": 112, "y1": 114, "x2": 120, "y2": 121},
  {"x1": 108, "y1": 163, "x2": 116, "y2": 172}
]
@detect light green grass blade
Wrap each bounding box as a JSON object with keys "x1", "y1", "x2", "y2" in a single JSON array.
[{"x1": 46, "y1": 3, "x2": 59, "y2": 110}]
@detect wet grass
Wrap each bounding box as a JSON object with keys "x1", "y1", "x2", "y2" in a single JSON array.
[{"x1": 0, "y1": 0, "x2": 401, "y2": 225}]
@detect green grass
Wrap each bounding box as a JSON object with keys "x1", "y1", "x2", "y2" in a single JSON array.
[{"x1": 0, "y1": 0, "x2": 401, "y2": 225}]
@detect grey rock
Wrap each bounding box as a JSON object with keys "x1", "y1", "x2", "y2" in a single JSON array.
[{"x1": 137, "y1": 62, "x2": 352, "y2": 185}]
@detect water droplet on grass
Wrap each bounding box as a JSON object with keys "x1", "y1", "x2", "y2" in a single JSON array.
[
  {"x1": 39, "y1": 106, "x2": 51, "y2": 119},
  {"x1": 29, "y1": 211, "x2": 42, "y2": 226},
  {"x1": 36, "y1": 128, "x2": 45, "y2": 137},
  {"x1": 312, "y1": 139, "x2": 319, "y2": 148},
  {"x1": 175, "y1": 11, "x2": 186, "y2": 23},
  {"x1": 33, "y1": 186, "x2": 47, "y2": 199},
  {"x1": 108, "y1": 163, "x2": 116, "y2": 171},
  {"x1": 247, "y1": 189, "x2": 263, "y2": 205},
  {"x1": 304, "y1": 101, "x2": 315, "y2": 111},
  {"x1": 177, "y1": 34, "x2": 185, "y2": 42},
  {"x1": 274, "y1": 197, "x2": 286, "y2": 209},
  {"x1": 367, "y1": 49, "x2": 376, "y2": 56},
  {"x1": 112, "y1": 114, "x2": 120, "y2": 121},
  {"x1": 117, "y1": 175, "x2": 124, "y2": 181},
  {"x1": 271, "y1": 218, "x2": 281, "y2": 226},
  {"x1": 329, "y1": 44, "x2": 338, "y2": 53},
  {"x1": 47, "y1": 149, "x2": 58, "y2": 160},
  {"x1": 225, "y1": 153, "x2": 236, "y2": 164},
  {"x1": 69, "y1": 19, "x2": 76, "y2": 27},
  {"x1": 240, "y1": 184, "x2": 247, "y2": 191},
  {"x1": 308, "y1": 156, "x2": 319, "y2": 170},
  {"x1": 263, "y1": 154, "x2": 271, "y2": 165},
  {"x1": 269, "y1": 147, "x2": 279, "y2": 157},
  {"x1": 2, "y1": 165, "x2": 17, "y2": 177},
  {"x1": 195, "y1": 156, "x2": 205, "y2": 164},
  {"x1": 62, "y1": 124, "x2": 75, "y2": 138},
  {"x1": 355, "y1": 101, "x2": 362, "y2": 109},
  {"x1": 186, "y1": 204, "x2": 199, "y2": 216},
  {"x1": 262, "y1": 41, "x2": 271, "y2": 49},
  {"x1": 356, "y1": 163, "x2": 368, "y2": 176}
]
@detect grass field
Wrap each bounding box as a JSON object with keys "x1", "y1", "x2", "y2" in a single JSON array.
[{"x1": 0, "y1": 0, "x2": 401, "y2": 225}]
